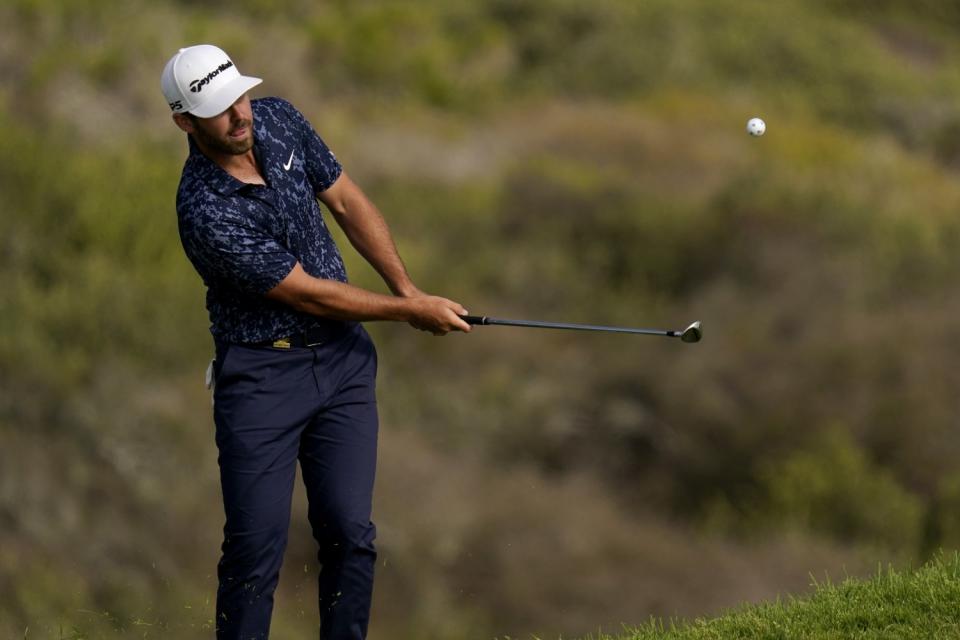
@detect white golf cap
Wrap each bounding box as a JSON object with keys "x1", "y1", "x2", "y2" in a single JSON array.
[{"x1": 161, "y1": 44, "x2": 262, "y2": 118}]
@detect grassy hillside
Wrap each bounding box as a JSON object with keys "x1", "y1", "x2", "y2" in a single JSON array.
[
  {"x1": 4, "y1": 0, "x2": 960, "y2": 638},
  {"x1": 595, "y1": 553, "x2": 960, "y2": 640}
]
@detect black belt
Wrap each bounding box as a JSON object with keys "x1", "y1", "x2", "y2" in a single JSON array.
[{"x1": 256, "y1": 321, "x2": 355, "y2": 349}]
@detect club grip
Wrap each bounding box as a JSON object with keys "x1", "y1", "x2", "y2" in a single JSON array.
[{"x1": 460, "y1": 315, "x2": 488, "y2": 325}]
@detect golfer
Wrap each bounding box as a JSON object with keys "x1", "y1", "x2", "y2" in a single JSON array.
[{"x1": 162, "y1": 44, "x2": 470, "y2": 639}]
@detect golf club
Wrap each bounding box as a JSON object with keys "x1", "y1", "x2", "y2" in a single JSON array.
[{"x1": 460, "y1": 315, "x2": 702, "y2": 343}]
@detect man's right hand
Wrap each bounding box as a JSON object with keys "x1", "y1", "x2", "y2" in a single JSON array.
[{"x1": 405, "y1": 295, "x2": 472, "y2": 335}]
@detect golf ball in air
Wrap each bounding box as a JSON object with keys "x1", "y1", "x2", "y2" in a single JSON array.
[{"x1": 746, "y1": 117, "x2": 766, "y2": 137}]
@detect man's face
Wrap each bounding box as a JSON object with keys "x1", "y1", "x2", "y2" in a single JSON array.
[{"x1": 176, "y1": 94, "x2": 255, "y2": 155}]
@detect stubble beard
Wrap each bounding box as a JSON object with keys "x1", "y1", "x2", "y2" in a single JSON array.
[{"x1": 193, "y1": 118, "x2": 255, "y2": 156}]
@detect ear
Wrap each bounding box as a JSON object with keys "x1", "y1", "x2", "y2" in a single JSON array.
[{"x1": 172, "y1": 112, "x2": 195, "y2": 134}]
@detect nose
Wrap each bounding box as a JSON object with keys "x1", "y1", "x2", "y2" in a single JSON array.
[{"x1": 226, "y1": 96, "x2": 248, "y2": 122}]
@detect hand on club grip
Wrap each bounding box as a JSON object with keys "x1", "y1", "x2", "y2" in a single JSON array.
[{"x1": 406, "y1": 295, "x2": 472, "y2": 335}]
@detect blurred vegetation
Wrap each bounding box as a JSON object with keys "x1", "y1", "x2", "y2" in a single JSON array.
[{"x1": 4, "y1": 0, "x2": 960, "y2": 638}]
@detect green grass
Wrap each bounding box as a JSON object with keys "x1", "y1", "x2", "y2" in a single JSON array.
[{"x1": 595, "y1": 553, "x2": 960, "y2": 640}]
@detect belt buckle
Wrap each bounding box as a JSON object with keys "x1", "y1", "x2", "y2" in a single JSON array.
[{"x1": 272, "y1": 338, "x2": 292, "y2": 349}]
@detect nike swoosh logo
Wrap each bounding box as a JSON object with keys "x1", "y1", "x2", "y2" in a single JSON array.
[{"x1": 283, "y1": 151, "x2": 294, "y2": 171}]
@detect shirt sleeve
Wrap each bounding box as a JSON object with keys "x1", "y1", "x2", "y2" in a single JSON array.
[
  {"x1": 282, "y1": 100, "x2": 343, "y2": 193},
  {"x1": 179, "y1": 201, "x2": 297, "y2": 296}
]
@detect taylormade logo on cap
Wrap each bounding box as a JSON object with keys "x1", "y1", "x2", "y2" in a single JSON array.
[
  {"x1": 161, "y1": 44, "x2": 262, "y2": 118},
  {"x1": 190, "y1": 60, "x2": 235, "y2": 93}
]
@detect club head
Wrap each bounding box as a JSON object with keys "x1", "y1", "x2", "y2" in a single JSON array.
[{"x1": 680, "y1": 321, "x2": 702, "y2": 343}]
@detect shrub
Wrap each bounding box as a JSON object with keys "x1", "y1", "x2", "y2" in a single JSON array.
[{"x1": 760, "y1": 428, "x2": 924, "y2": 551}]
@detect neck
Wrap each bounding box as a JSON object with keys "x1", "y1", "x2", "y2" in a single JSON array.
[{"x1": 194, "y1": 138, "x2": 265, "y2": 185}]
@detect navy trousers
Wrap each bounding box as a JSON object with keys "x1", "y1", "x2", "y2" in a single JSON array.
[{"x1": 211, "y1": 324, "x2": 379, "y2": 640}]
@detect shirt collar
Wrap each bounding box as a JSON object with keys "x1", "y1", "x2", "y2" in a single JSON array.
[
  {"x1": 185, "y1": 139, "x2": 246, "y2": 196},
  {"x1": 183, "y1": 100, "x2": 281, "y2": 195}
]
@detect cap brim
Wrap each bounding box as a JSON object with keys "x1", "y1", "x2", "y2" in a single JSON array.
[{"x1": 188, "y1": 75, "x2": 263, "y2": 118}]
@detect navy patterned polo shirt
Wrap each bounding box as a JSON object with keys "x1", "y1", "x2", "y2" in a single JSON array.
[{"x1": 176, "y1": 97, "x2": 346, "y2": 344}]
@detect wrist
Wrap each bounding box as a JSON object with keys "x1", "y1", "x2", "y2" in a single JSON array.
[
  {"x1": 396, "y1": 295, "x2": 422, "y2": 322},
  {"x1": 393, "y1": 282, "x2": 423, "y2": 298}
]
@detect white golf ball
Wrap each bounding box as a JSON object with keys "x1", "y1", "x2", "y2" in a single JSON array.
[{"x1": 746, "y1": 117, "x2": 766, "y2": 137}]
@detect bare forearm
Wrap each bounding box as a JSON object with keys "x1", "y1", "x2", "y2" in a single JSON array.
[
  {"x1": 265, "y1": 262, "x2": 471, "y2": 334},
  {"x1": 321, "y1": 173, "x2": 419, "y2": 296},
  {"x1": 346, "y1": 216, "x2": 416, "y2": 295},
  {"x1": 310, "y1": 173, "x2": 470, "y2": 334},
  {"x1": 269, "y1": 270, "x2": 413, "y2": 322}
]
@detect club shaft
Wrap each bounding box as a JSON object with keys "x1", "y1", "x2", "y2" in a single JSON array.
[{"x1": 462, "y1": 315, "x2": 680, "y2": 337}]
